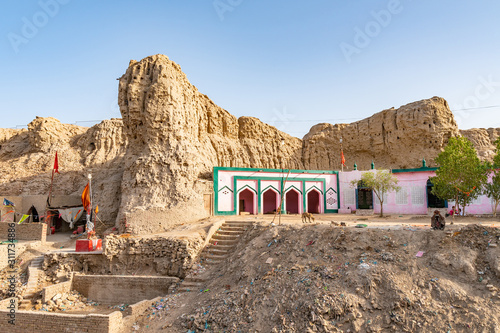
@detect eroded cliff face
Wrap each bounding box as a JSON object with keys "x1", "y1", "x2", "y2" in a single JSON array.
[
  {"x1": 116, "y1": 55, "x2": 302, "y2": 233},
  {"x1": 303, "y1": 97, "x2": 461, "y2": 170},
  {"x1": 0, "y1": 117, "x2": 127, "y2": 225},
  {"x1": 460, "y1": 128, "x2": 500, "y2": 161},
  {"x1": 0, "y1": 54, "x2": 498, "y2": 234}
]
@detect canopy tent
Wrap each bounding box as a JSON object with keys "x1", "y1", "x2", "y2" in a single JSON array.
[{"x1": 58, "y1": 207, "x2": 84, "y2": 229}]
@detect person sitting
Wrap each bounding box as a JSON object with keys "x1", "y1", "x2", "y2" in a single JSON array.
[
  {"x1": 431, "y1": 210, "x2": 446, "y2": 230},
  {"x1": 446, "y1": 205, "x2": 456, "y2": 217}
]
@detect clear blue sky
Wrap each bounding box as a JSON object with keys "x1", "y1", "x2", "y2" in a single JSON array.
[{"x1": 1, "y1": 0, "x2": 499, "y2": 137}]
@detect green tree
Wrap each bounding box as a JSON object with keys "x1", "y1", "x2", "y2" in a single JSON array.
[
  {"x1": 431, "y1": 137, "x2": 488, "y2": 215},
  {"x1": 483, "y1": 138, "x2": 500, "y2": 216},
  {"x1": 351, "y1": 170, "x2": 400, "y2": 217}
]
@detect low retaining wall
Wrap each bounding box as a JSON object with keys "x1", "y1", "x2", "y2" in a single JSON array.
[
  {"x1": 72, "y1": 274, "x2": 179, "y2": 305},
  {"x1": 0, "y1": 310, "x2": 122, "y2": 333},
  {"x1": 41, "y1": 280, "x2": 72, "y2": 303},
  {"x1": 0, "y1": 222, "x2": 46, "y2": 243},
  {"x1": 0, "y1": 295, "x2": 169, "y2": 333},
  {"x1": 0, "y1": 297, "x2": 16, "y2": 310},
  {"x1": 103, "y1": 233, "x2": 205, "y2": 277}
]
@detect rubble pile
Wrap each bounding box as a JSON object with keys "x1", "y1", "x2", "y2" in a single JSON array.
[
  {"x1": 41, "y1": 252, "x2": 107, "y2": 282},
  {"x1": 35, "y1": 290, "x2": 89, "y2": 312},
  {"x1": 136, "y1": 223, "x2": 500, "y2": 332},
  {"x1": 39, "y1": 234, "x2": 205, "y2": 282},
  {"x1": 104, "y1": 234, "x2": 205, "y2": 277},
  {"x1": 32, "y1": 290, "x2": 131, "y2": 313}
]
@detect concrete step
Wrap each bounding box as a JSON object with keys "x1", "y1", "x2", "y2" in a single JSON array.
[
  {"x1": 209, "y1": 239, "x2": 238, "y2": 246},
  {"x1": 202, "y1": 248, "x2": 229, "y2": 256},
  {"x1": 177, "y1": 277, "x2": 206, "y2": 293},
  {"x1": 216, "y1": 230, "x2": 245, "y2": 235},
  {"x1": 30, "y1": 256, "x2": 44, "y2": 266},
  {"x1": 211, "y1": 234, "x2": 240, "y2": 241},
  {"x1": 220, "y1": 226, "x2": 247, "y2": 232},
  {"x1": 224, "y1": 221, "x2": 254, "y2": 224},
  {"x1": 223, "y1": 222, "x2": 253, "y2": 227},
  {"x1": 201, "y1": 253, "x2": 228, "y2": 261},
  {"x1": 206, "y1": 243, "x2": 234, "y2": 250}
]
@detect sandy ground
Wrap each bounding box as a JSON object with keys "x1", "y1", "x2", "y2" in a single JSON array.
[
  {"x1": 130, "y1": 214, "x2": 500, "y2": 333},
  {"x1": 2, "y1": 215, "x2": 500, "y2": 332}
]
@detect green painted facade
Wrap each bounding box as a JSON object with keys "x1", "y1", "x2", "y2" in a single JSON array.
[{"x1": 214, "y1": 167, "x2": 340, "y2": 216}]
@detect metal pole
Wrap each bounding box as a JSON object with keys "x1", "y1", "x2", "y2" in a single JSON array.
[
  {"x1": 89, "y1": 174, "x2": 93, "y2": 213},
  {"x1": 279, "y1": 159, "x2": 282, "y2": 225},
  {"x1": 340, "y1": 137, "x2": 344, "y2": 172},
  {"x1": 86, "y1": 173, "x2": 94, "y2": 238}
]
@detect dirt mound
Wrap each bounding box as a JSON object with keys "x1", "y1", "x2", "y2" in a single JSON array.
[{"x1": 135, "y1": 223, "x2": 500, "y2": 332}]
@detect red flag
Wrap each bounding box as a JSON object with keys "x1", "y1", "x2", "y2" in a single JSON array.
[
  {"x1": 82, "y1": 183, "x2": 91, "y2": 212},
  {"x1": 54, "y1": 151, "x2": 60, "y2": 174},
  {"x1": 341, "y1": 150, "x2": 346, "y2": 167}
]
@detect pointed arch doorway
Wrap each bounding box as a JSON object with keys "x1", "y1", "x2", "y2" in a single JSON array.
[{"x1": 285, "y1": 189, "x2": 300, "y2": 214}]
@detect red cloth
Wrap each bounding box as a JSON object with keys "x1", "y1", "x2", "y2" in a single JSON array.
[
  {"x1": 341, "y1": 150, "x2": 346, "y2": 166},
  {"x1": 53, "y1": 151, "x2": 60, "y2": 174}
]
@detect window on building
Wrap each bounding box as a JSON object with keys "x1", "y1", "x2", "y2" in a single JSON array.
[
  {"x1": 411, "y1": 187, "x2": 425, "y2": 205},
  {"x1": 396, "y1": 187, "x2": 408, "y2": 205}
]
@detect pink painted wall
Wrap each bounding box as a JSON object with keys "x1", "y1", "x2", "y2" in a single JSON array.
[
  {"x1": 340, "y1": 170, "x2": 432, "y2": 215},
  {"x1": 341, "y1": 169, "x2": 499, "y2": 215},
  {"x1": 374, "y1": 171, "x2": 434, "y2": 215}
]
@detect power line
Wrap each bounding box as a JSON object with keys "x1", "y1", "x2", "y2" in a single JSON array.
[
  {"x1": 8, "y1": 104, "x2": 500, "y2": 129},
  {"x1": 264, "y1": 117, "x2": 363, "y2": 123},
  {"x1": 451, "y1": 105, "x2": 500, "y2": 112}
]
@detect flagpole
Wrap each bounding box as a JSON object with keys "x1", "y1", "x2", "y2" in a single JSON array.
[
  {"x1": 47, "y1": 151, "x2": 59, "y2": 208},
  {"x1": 340, "y1": 138, "x2": 344, "y2": 172},
  {"x1": 45, "y1": 152, "x2": 58, "y2": 227},
  {"x1": 86, "y1": 172, "x2": 94, "y2": 239},
  {"x1": 47, "y1": 168, "x2": 55, "y2": 207}
]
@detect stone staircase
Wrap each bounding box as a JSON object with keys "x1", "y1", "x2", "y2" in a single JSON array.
[
  {"x1": 177, "y1": 221, "x2": 253, "y2": 292},
  {"x1": 19, "y1": 255, "x2": 44, "y2": 309}
]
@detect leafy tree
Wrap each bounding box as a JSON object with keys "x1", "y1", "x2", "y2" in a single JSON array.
[
  {"x1": 483, "y1": 138, "x2": 500, "y2": 216},
  {"x1": 351, "y1": 170, "x2": 400, "y2": 217},
  {"x1": 431, "y1": 137, "x2": 488, "y2": 215}
]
